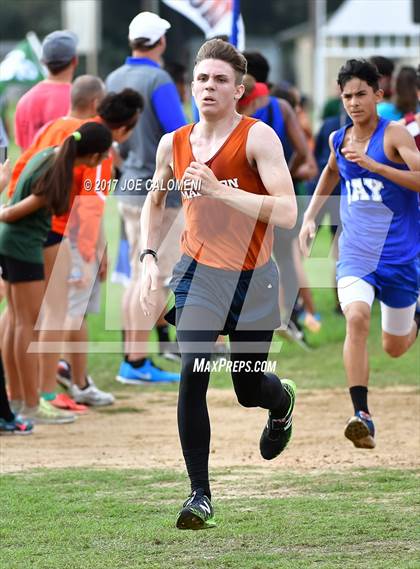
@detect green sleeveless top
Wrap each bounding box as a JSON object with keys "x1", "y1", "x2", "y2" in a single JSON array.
[{"x1": 0, "y1": 147, "x2": 55, "y2": 264}]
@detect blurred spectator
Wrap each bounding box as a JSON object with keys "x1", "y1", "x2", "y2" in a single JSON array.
[
  {"x1": 0, "y1": 275, "x2": 33, "y2": 434},
  {"x1": 242, "y1": 50, "x2": 270, "y2": 84},
  {"x1": 394, "y1": 66, "x2": 419, "y2": 116},
  {"x1": 165, "y1": 61, "x2": 189, "y2": 104},
  {"x1": 242, "y1": 51, "x2": 318, "y2": 343},
  {"x1": 378, "y1": 67, "x2": 418, "y2": 121},
  {"x1": 321, "y1": 90, "x2": 342, "y2": 120},
  {"x1": 0, "y1": 162, "x2": 32, "y2": 434},
  {"x1": 289, "y1": 86, "x2": 315, "y2": 150},
  {"x1": 0, "y1": 117, "x2": 8, "y2": 147},
  {"x1": 371, "y1": 55, "x2": 394, "y2": 100},
  {"x1": 400, "y1": 65, "x2": 420, "y2": 149},
  {"x1": 270, "y1": 80, "x2": 296, "y2": 107},
  {"x1": 370, "y1": 55, "x2": 400, "y2": 120},
  {"x1": 14, "y1": 31, "x2": 78, "y2": 151},
  {"x1": 377, "y1": 65, "x2": 419, "y2": 122},
  {"x1": 271, "y1": 81, "x2": 315, "y2": 150},
  {"x1": 237, "y1": 74, "x2": 269, "y2": 115},
  {"x1": 106, "y1": 11, "x2": 185, "y2": 384}
]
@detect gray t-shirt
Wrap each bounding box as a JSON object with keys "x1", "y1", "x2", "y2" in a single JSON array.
[{"x1": 106, "y1": 57, "x2": 186, "y2": 207}]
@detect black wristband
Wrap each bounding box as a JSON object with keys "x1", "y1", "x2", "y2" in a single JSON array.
[{"x1": 140, "y1": 249, "x2": 158, "y2": 263}]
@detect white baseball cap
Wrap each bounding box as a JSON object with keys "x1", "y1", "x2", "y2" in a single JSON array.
[{"x1": 128, "y1": 11, "x2": 171, "y2": 44}]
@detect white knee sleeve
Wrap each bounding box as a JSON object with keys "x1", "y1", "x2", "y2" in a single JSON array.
[
  {"x1": 380, "y1": 302, "x2": 416, "y2": 336},
  {"x1": 337, "y1": 276, "x2": 375, "y2": 310}
]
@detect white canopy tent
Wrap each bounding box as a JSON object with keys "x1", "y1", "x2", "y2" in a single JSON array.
[{"x1": 313, "y1": 0, "x2": 420, "y2": 119}]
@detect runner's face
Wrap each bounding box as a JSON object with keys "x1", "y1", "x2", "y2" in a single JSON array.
[
  {"x1": 341, "y1": 78, "x2": 383, "y2": 124},
  {"x1": 192, "y1": 59, "x2": 244, "y2": 117}
]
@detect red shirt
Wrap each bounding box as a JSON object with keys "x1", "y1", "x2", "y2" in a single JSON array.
[{"x1": 14, "y1": 81, "x2": 71, "y2": 150}]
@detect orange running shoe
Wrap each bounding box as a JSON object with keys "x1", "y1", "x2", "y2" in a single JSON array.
[{"x1": 50, "y1": 393, "x2": 88, "y2": 413}]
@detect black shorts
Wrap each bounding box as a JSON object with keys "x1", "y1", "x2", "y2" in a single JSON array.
[
  {"x1": 167, "y1": 255, "x2": 281, "y2": 334},
  {"x1": 0, "y1": 254, "x2": 44, "y2": 283},
  {"x1": 44, "y1": 230, "x2": 64, "y2": 248}
]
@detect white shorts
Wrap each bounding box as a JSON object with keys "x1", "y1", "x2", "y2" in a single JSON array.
[{"x1": 337, "y1": 276, "x2": 416, "y2": 336}]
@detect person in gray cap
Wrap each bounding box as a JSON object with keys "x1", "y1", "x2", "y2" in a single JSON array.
[
  {"x1": 106, "y1": 11, "x2": 186, "y2": 384},
  {"x1": 14, "y1": 30, "x2": 78, "y2": 151}
]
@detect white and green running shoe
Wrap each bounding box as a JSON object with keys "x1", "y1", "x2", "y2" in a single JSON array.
[
  {"x1": 176, "y1": 489, "x2": 216, "y2": 530},
  {"x1": 23, "y1": 399, "x2": 76, "y2": 425},
  {"x1": 260, "y1": 378, "x2": 296, "y2": 460}
]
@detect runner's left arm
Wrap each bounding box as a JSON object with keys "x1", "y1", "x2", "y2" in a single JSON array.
[{"x1": 342, "y1": 124, "x2": 420, "y2": 193}]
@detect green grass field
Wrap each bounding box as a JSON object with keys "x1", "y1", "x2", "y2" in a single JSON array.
[
  {"x1": 1, "y1": 468, "x2": 419, "y2": 568},
  {"x1": 1, "y1": 144, "x2": 419, "y2": 568}
]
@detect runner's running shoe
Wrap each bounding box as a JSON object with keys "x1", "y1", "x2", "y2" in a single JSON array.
[
  {"x1": 344, "y1": 410, "x2": 375, "y2": 449},
  {"x1": 50, "y1": 393, "x2": 88, "y2": 413},
  {"x1": 116, "y1": 360, "x2": 180, "y2": 385},
  {"x1": 0, "y1": 415, "x2": 34, "y2": 435},
  {"x1": 260, "y1": 379, "x2": 296, "y2": 460},
  {"x1": 71, "y1": 376, "x2": 115, "y2": 407},
  {"x1": 56, "y1": 359, "x2": 72, "y2": 391},
  {"x1": 176, "y1": 489, "x2": 216, "y2": 530},
  {"x1": 23, "y1": 399, "x2": 76, "y2": 425}
]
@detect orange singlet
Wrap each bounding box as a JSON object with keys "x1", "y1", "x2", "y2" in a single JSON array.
[
  {"x1": 8, "y1": 116, "x2": 112, "y2": 261},
  {"x1": 172, "y1": 116, "x2": 273, "y2": 271}
]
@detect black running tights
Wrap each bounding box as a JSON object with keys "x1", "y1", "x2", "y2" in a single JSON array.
[{"x1": 176, "y1": 306, "x2": 290, "y2": 498}]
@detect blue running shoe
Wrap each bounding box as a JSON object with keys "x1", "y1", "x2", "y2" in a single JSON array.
[
  {"x1": 344, "y1": 410, "x2": 375, "y2": 449},
  {"x1": 116, "y1": 360, "x2": 180, "y2": 385}
]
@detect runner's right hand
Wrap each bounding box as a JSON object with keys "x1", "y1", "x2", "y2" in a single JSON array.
[
  {"x1": 140, "y1": 257, "x2": 160, "y2": 316},
  {"x1": 299, "y1": 217, "x2": 316, "y2": 257}
]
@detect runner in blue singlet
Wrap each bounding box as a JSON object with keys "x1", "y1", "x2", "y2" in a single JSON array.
[{"x1": 300, "y1": 59, "x2": 420, "y2": 450}]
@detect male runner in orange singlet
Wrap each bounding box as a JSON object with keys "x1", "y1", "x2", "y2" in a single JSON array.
[{"x1": 140, "y1": 39, "x2": 298, "y2": 529}]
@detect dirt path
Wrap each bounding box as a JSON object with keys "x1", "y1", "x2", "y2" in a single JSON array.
[{"x1": 1, "y1": 387, "x2": 419, "y2": 474}]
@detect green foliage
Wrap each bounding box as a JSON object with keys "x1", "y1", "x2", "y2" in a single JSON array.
[{"x1": 0, "y1": 1, "x2": 60, "y2": 41}]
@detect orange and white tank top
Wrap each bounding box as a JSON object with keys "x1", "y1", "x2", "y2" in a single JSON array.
[{"x1": 172, "y1": 116, "x2": 273, "y2": 271}]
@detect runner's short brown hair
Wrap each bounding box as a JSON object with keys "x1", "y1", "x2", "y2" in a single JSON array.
[{"x1": 195, "y1": 39, "x2": 247, "y2": 84}]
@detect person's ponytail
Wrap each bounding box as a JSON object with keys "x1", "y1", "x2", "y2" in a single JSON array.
[{"x1": 31, "y1": 122, "x2": 112, "y2": 215}]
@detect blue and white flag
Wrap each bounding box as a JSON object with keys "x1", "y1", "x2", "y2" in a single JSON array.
[{"x1": 161, "y1": 0, "x2": 245, "y2": 49}]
